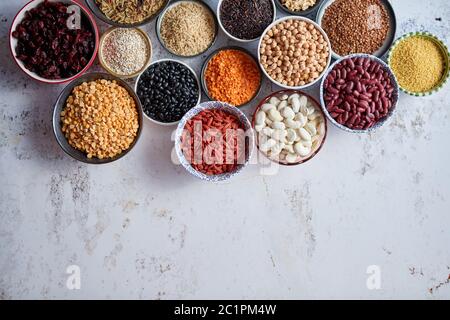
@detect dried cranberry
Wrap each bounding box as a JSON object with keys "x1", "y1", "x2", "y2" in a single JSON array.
[{"x1": 12, "y1": 0, "x2": 95, "y2": 80}]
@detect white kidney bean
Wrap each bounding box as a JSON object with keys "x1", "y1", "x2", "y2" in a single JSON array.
[
  {"x1": 291, "y1": 97, "x2": 301, "y2": 113},
  {"x1": 280, "y1": 94, "x2": 289, "y2": 101},
  {"x1": 281, "y1": 107, "x2": 295, "y2": 119},
  {"x1": 269, "y1": 97, "x2": 280, "y2": 106},
  {"x1": 260, "y1": 138, "x2": 277, "y2": 152},
  {"x1": 255, "y1": 124, "x2": 265, "y2": 132},
  {"x1": 286, "y1": 128, "x2": 297, "y2": 143},
  {"x1": 261, "y1": 127, "x2": 273, "y2": 136},
  {"x1": 284, "y1": 118, "x2": 302, "y2": 129},
  {"x1": 255, "y1": 111, "x2": 266, "y2": 125},
  {"x1": 271, "y1": 129, "x2": 287, "y2": 141},
  {"x1": 305, "y1": 123, "x2": 317, "y2": 136},
  {"x1": 294, "y1": 142, "x2": 311, "y2": 157},
  {"x1": 261, "y1": 103, "x2": 276, "y2": 112},
  {"x1": 286, "y1": 153, "x2": 298, "y2": 163},
  {"x1": 277, "y1": 100, "x2": 288, "y2": 111},
  {"x1": 268, "y1": 109, "x2": 283, "y2": 122},
  {"x1": 298, "y1": 128, "x2": 311, "y2": 141},
  {"x1": 272, "y1": 121, "x2": 285, "y2": 130}
]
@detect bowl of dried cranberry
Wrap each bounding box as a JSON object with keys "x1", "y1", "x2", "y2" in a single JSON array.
[
  {"x1": 174, "y1": 101, "x2": 255, "y2": 182},
  {"x1": 10, "y1": 0, "x2": 99, "y2": 84},
  {"x1": 320, "y1": 54, "x2": 399, "y2": 133}
]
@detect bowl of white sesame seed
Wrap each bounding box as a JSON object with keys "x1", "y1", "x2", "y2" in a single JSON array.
[{"x1": 98, "y1": 27, "x2": 152, "y2": 79}]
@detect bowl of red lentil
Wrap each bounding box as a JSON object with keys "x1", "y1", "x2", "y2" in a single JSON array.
[
  {"x1": 387, "y1": 32, "x2": 450, "y2": 97},
  {"x1": 85, "y1": 0, "x2": 170, "y2": 28},
  {"x1": 174, "y1": 101, "x2": 255, "y2": 182},
  {"x1": 316, "y1": 0, "x2": 397, "y2": 60},
  {"x1": 10, "y1": 0, "x2": 99, "y2": 84},
  {"x1": 53, "y1": 72, "x2": 143, "y2": 164},
  {"x1": 201, "y1": 46, "x2": 263, "y2": 108},
  {"x1": 258, "y1": 16, "x2": 331, "y2": 90},
  {"x1": 98, "y1": 27, "x2": 152, "y2": 79}
]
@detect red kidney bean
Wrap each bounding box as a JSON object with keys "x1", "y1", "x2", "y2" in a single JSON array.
[{"x1": 324, "y1": 56, "x2": 395, "y2": 130}]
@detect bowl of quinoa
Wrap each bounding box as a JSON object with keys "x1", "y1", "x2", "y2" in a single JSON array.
[
  {"x1": 156, "y1": 0, "x2": 218, "y2": 58},
  {"x1": 99, "y1": 27, "x2": 152, "y2": 79}
]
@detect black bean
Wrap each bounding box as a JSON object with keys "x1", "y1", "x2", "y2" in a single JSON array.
[{"x1": 137, "y1": 61, "x2": 199, "y2": 123}]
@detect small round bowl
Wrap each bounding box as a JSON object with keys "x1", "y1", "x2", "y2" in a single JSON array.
[
  {"x1": 217, "y1": 0, "x2": 277, "y2": 43},
  {"x1": 175, "y1": 101, "x2": 255, "y2": 182},
  {"x1": 85, "y1": 0, "x2": 169, "y2": 28},
  {"x1": 156, "y1": 0, "x2": 218, "y2": 58},
  {"x1": 252, "y1": 90, "x2": 327, "y2": 166},
  {"x1": 258, "y1": 16, "x2": 332, "y2": 90},
  {"x1": 319, "y1": 53, "x2": 399, "y2": 133},
  {"x1": 53, "y1": 72, "x2": 144, "y2": 164},
  {"x1": 316, "y1": 0, "x2": 397, "y2": 60},
  {"x1": 135, "y1": 59, "x2": 202, "y2": 126},
  {"x1": 201, "y1": 46, "x2": 263, "y2": 108},
  {"x1": 275, "y1": 0, "x2": 324, "y2": 17},
  {"x1": 9, "y1": 0, "x2": 99, "y2": 84},
  {"x1": 98, "y1": 27, "x2": 152, "y2": 79},
  {"x1": 387, "y1": 32, "x2": 450, "y2": 97}
]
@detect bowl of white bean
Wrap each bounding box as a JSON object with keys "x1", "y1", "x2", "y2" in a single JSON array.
[{"x1": 252, "y1": 90, "x2": 327, "y2": 165}]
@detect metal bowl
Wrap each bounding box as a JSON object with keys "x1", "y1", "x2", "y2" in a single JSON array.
[
  {"x1": 174, "y1": 101, "x2": 255, "y2": 182},
  {"x1": 9, "y1": 0, "x2": 99, "y2": 84},
  {"x1": 252, "y1": 90, "x2": 328, "y2": 166},
  {"x1": 316, "y1": 0, "x2": 397, "y2": 60},
  {"x1": 53, "y1": 72, "x2": 144, "y2": 164},
  {"x1": 135, "y1": 59, "x2": 202, "y2": 126},
  {"x1": 258, "y1": 16, "x2": 332, "y2": 90},
  {"x1": 201, "y1": 46, "x2": 263, "y2": 108},
  {"x1": 319, "y1": 54, "x2": 399, "y2": 133},
  {"x1": 85, "y1": 0, "x2": 169, "y2": 28},
  {"x1": 98, "y1": 27, "x2": 153, "y2": 79},
  {"x1": 156, "y1": 0, "x2": 218, "y2": 58},
  {"x1": 217, "y1": 0, "x2": 277, "y2": 43},
  {"x1": 387, "y1": 31, "x2": 450, "y2": 97},
  {"x1": 275, "y1": 0, "x2": 324, "y2": 17}
]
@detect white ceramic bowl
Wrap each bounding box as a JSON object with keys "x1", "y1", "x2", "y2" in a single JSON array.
[
  {"x1": 9, "y1": 0, "x2": 99, "y2": 84},
  {"x1": 217, "y1": 0, "x2": 277, "y2": 43},
  {"x1": 135, "y1": 59, "x2": 202, "y2": 126},
  {"x1": 257, "y1": 16, "x2": 332, "y2": 90}
]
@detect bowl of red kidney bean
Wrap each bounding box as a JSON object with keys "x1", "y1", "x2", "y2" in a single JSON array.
[
  {"x1": 174, "y1": 101, "x2": 255, "y2": 182},
  {"x1": 320, "y1": 54, "x2": 399, "y2": 133},
  {"x1": 9, "y1": 0, "x2": 99, "y2": 84}
]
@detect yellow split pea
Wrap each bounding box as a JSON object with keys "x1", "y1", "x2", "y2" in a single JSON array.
[{"x1": 390, "y1": 36, "x2": 446, "y2": 93}]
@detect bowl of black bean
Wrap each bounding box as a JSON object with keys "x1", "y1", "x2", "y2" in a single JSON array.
[{"x1": 135, "y1": 59, "x2": 201, "y2": 126}]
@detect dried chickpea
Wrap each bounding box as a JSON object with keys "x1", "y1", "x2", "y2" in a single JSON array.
[{"x1": 260, "y1": 19, "x2": 329, "y2": 87}]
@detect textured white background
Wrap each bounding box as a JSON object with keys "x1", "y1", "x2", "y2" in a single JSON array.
[{"x1": 0, "y1": 0, "x2": 449, "y2": 299}]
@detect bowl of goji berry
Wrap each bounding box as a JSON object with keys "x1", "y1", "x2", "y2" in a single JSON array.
[
  {"x1": 175, "y1": 101, "x2": 255, "y2": 181},
  {"x1": 10, "y1": 0, "x2": 99, "y2": 84}
]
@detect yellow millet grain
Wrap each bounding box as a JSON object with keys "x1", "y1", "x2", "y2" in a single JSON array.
[{"x1": 390, "y1": 36, "x2": 446, "y2": 93}]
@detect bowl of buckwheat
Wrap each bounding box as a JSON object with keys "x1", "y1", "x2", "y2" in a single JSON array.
[{"x1": 53, "y1": 73, "x2": 143, "y2": 164}]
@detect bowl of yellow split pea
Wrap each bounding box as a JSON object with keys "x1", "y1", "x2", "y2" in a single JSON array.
[{"x1": 387, "y1": 32, "x2": 450, "y2": 96}]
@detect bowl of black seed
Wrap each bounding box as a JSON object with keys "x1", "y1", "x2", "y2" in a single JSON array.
[
  {"x1": 136, "y1": 59, "x2": 201, "y2": 126},
  {"x1": 218, "y1": 0, "x2": 276, "y2": 42}
]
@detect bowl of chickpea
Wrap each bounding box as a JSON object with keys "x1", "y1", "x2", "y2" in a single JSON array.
[{"x1": 258, "y1": 16, "x2": 331, "y2": 90}]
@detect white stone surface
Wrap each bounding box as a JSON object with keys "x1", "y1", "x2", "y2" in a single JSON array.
[{"x1": 1, "y1": 0, "x2": 449, "y2": 300}]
